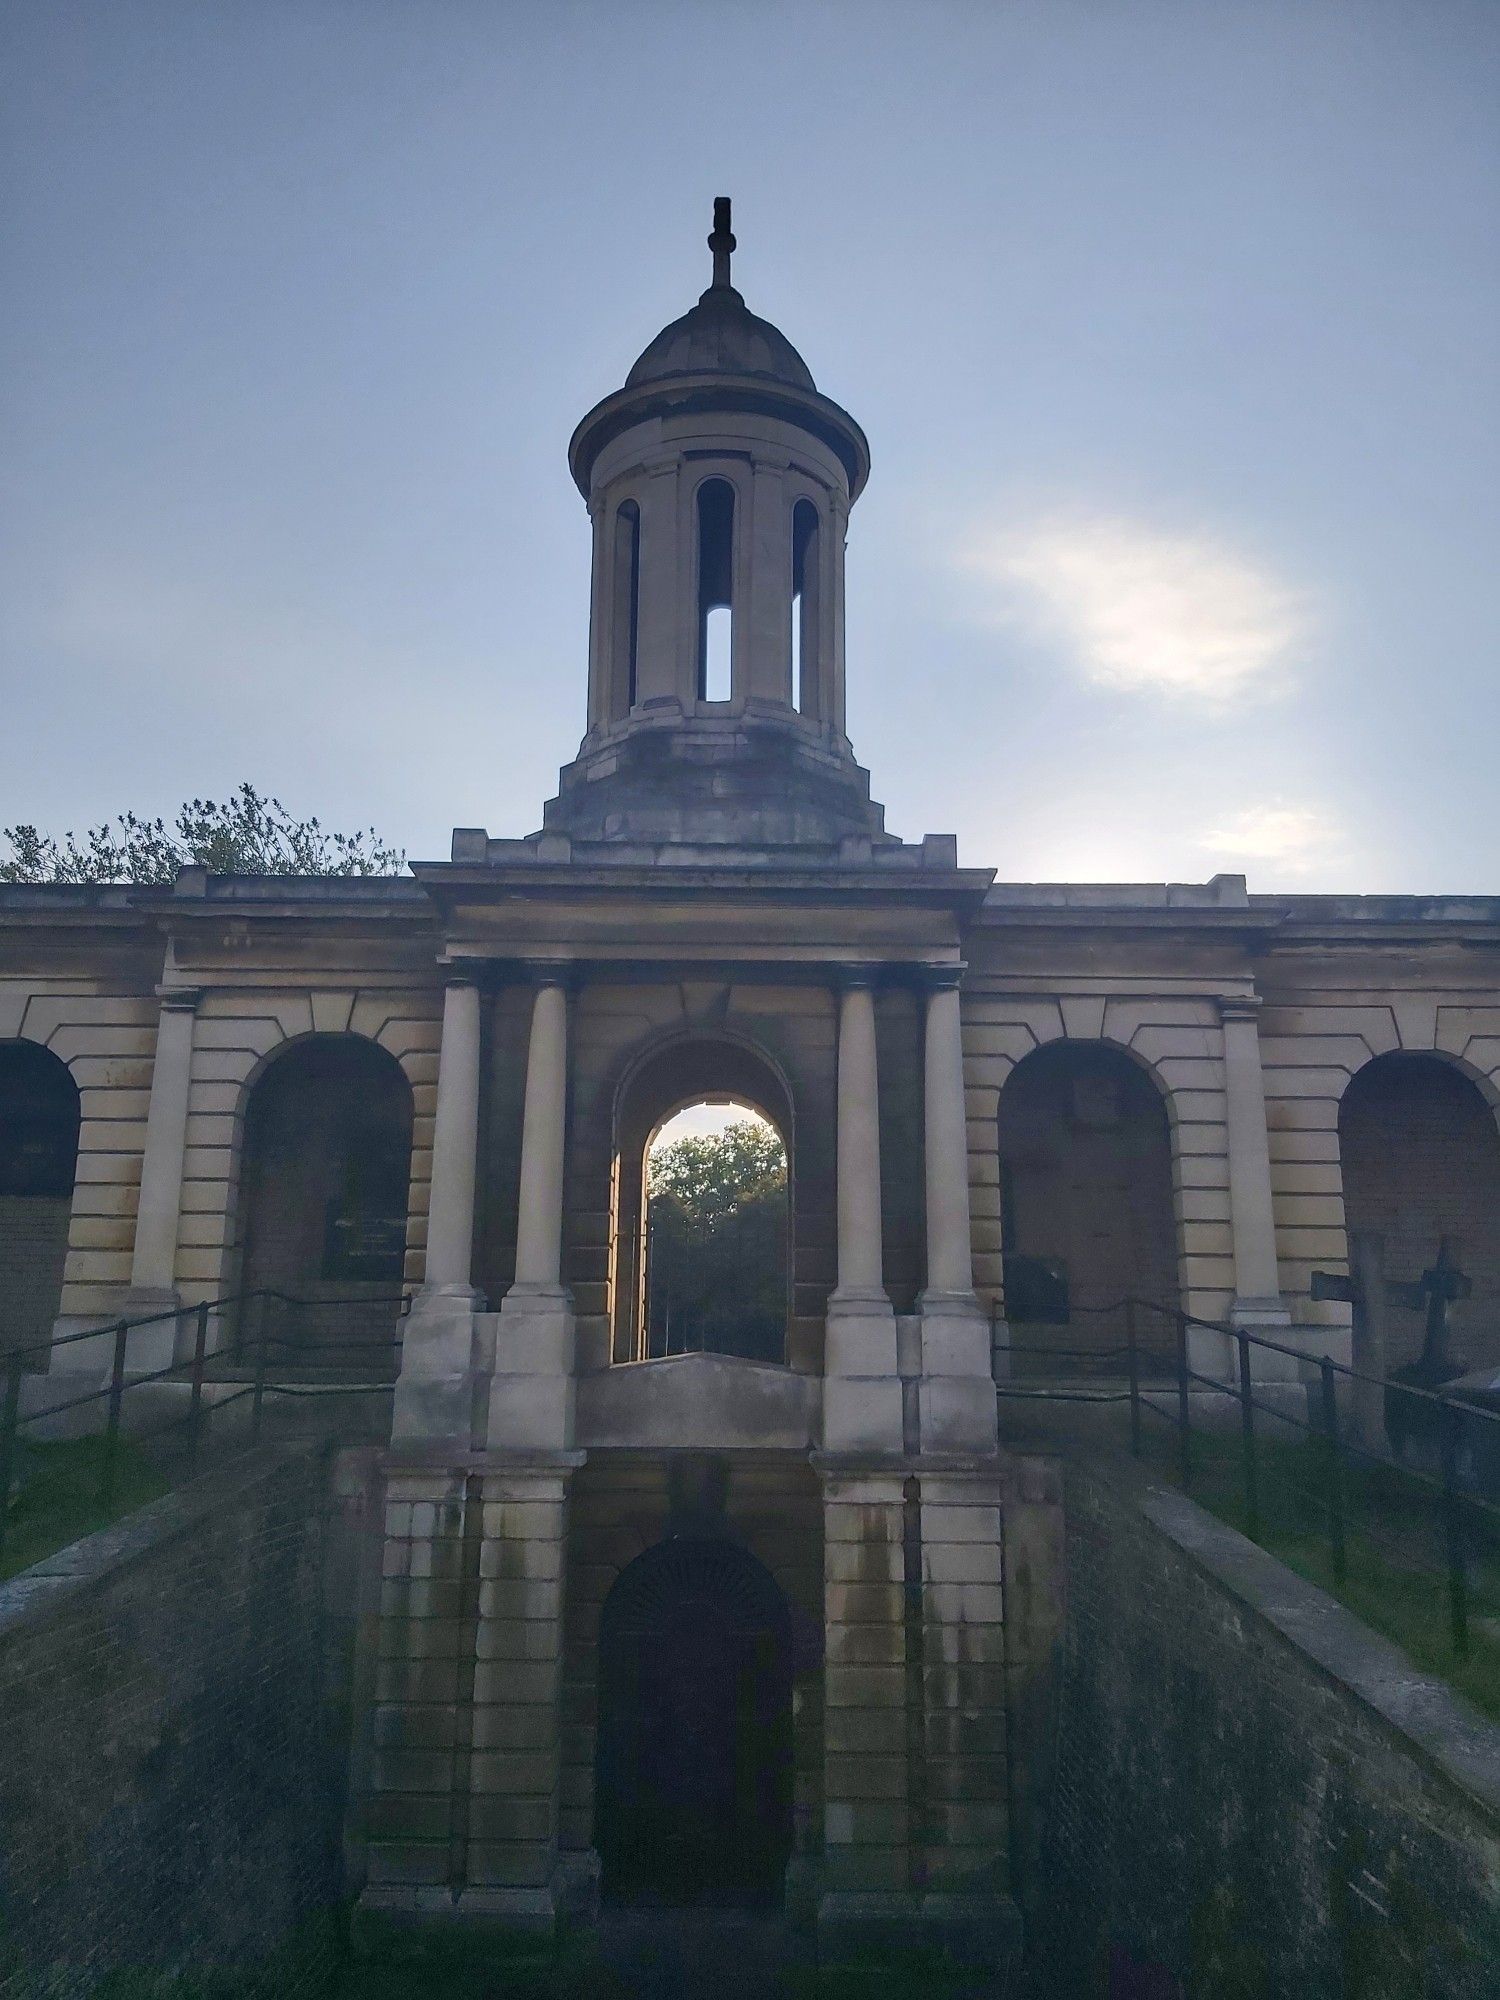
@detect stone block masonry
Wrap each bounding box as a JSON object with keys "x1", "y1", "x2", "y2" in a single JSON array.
[
  {"x1": 0, "y1": 1447, "x2": 343, "y2": 1999},
  {"x1": 1028, "y1": 1456, "x2": 1500, "y2": 1997}
]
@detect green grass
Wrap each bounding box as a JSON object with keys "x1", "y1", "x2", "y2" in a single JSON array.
[
  {"x1": 0, "y1": 1434, "x2": 170, "y2": 1581},
  {"x1": 1134, "y1": 1424, "x2": 1500, "y2": 1719}
]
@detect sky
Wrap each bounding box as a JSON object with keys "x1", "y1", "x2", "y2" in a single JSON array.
[{"x1": 2, "y1": 1, "x2": 1496, "y2": 892}]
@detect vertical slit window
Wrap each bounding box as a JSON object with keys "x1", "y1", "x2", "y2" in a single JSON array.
[
  {"x1": 611, "y1": 501, "x2": 640, "y2": 715},
  {"x1": 697, "y1": 479, "x2": 735, "y2": 702},
  {"x1": 791, "y1": 500, "x2": 821, "y2": 717}
]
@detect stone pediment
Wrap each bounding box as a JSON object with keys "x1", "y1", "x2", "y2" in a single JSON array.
[{"x1": 575, "y1": 1349, "x2": 820, "y2": 1450}]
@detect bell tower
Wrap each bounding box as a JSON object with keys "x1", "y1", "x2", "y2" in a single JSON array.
[{"x1": 543, "y1": 199, "x2": 892, "y2": 849}]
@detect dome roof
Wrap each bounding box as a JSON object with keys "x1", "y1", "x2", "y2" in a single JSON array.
[{"x1": 625, "y1": 283, "x2": 816, "y2": 393}]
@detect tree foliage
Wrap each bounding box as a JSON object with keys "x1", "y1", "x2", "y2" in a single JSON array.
[
  {"x1": 0, "y1": 784, "x2": 404, "y2": 884},
  {"x1": 646, "y1": 1117, "x2": 789, "y2": 1362}
]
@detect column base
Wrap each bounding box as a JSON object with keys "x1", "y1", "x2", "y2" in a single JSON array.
[
  {"x1": 823, "y1": 1288, "x2": 903, "y2": 1453},
  {"x1": 917, "y1": 1294, "x2": 999, "y2": 1455},
  {"x1": 391, "y1": 1284, "x2": 484, "y2": 1444},
  {"x1": 1230, "y1": 1296, "x2": 1300, "y2": 1382},
  {"x1": 487, "y1": 1284, "x2": 576, "y2": 1450}
]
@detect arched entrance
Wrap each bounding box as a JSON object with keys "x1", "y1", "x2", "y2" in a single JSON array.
[
  {"x1": 998, "y1": 1040, "x2": 1179, "y2": 1372},
  {"x1": 595, "y1": 1537, "x2": 794, "y2": 1907},
  {"x1": 611, "y1": 1037, "x2": 793, "y2": 1364},
  {"x1": 0, "y1": 1041, "x2": 79, "y2": 1361},
  {"x1": 237, "y1": 1035, "x2": 412, "y2": 1365},
  {"x1": 1340, "y1": 1052, "x2": 1500, "y2": 1375}
]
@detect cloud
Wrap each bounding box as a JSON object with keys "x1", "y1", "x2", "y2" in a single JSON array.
[
  {"x1": 963, "y1": 512, "x2": 1311, "y2": 705},
  {"x1": 1198, "y1": 799, "x2": 1346, "y2": 878}
]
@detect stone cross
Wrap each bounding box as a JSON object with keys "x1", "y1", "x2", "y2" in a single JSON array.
[
  {"x1": 709, "y1": 196, "x2": 735, "y2": 290},
  {"x1": 1388, "y1": 1235, "x2": 1471, "y2": 1374}
]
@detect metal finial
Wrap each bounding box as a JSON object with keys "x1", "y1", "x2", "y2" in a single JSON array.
[{"x1": 709, "y1": 196, "x2": 735, "y2": 289}]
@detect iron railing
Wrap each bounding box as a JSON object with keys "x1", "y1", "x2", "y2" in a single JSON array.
[
  {"x1": 0, "y1": 1287, "x2": 409, "y2": 1568},
  {"x1": 995, "y1": 1295, "x2": 1500, "y2": 1660}
]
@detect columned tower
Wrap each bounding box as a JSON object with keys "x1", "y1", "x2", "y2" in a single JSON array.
[{"x1": 543, "y1": 199, "x2": 891, "y2": 849}]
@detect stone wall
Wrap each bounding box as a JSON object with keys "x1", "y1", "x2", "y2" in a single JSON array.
[
  {"x1": 1029, "y1": 1457, "x2": 1500, "y2": 1998},
  {"x1": 0, "y1": 1446, "x2": 346, "y2": 1998}
]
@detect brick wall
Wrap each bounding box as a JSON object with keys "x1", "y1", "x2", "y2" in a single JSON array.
[
  {"x1": 0, "y1": 1447, "x2": 346, "y2": 1998},
  {"x1": 1027, "y1": 1458, "x2": 1500, "y2": 1997}
]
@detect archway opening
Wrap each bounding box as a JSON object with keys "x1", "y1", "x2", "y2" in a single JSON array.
[
  {"x1": 1340, "y1": 1053, "x2": 1500, "y2": 1377},
  {"x1": 237, "y1": 1035, "x2": 412, "y2": 1369},
  {"x1": 997, "y1": 1041, "x2": 1178, "y2": 1374},
  {"x1": 644, "y1": 1101, "x2": 789, "y2": 1360},
  {"x1": 0, "y1": 1041, "x2": 79, "y2": 1362},
  {"x1": 612, "y1": 1039, "x2": 793, "y2": 1365},
  {"x1": 595, "y1": 1537, "x2": 794, "y2": 1907}
]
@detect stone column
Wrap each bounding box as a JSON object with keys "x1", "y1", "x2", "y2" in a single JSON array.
[
  {"x1": 109, "y1": 985, "x2": 200, "y2": 1373},
  {"x1": 824, "y1": 973, "x2": 901, "y2": 1453},
  {"x1": 490, "y1": 969, "x2": 576, "y2": 1452},
  {"x1": 746, "y1": 457, "x2": 793, "y2": 705},
  {"x1": 1218, "y1": 994, "x2": 1295, "y2": 1378},
  {"x1": 393, "y1": 974, "x2": 484, "y2": 1443},
  {"x1": 917, "y1": 969, "x2": 996, "y2": 1453}
]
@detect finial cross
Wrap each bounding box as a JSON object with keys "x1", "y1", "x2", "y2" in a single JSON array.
[{"x1": 709, "y1": 196, "x2": 736, "y2": 289}]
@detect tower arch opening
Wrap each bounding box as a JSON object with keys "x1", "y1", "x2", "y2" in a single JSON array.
[
  {"x1": 0, "y1": 1040, "x2": 79, "y2": 1361},
  {"x1": 696, "y1": 478, "x2": 736, "y2": 703},
  {"x1": 790, "y1": 497, "x2": 821, "y2": 718},
  {"x1": 997, "y1": 1040, "x2": 1179, "y2": 1373},
  {"x1": 610, "y1": 498, "x2": 641, "y2": 717}
]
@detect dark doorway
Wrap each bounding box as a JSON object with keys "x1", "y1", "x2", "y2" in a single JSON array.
[
  {"x1": 596, "y1": 1538, "x2": 794, "y2": 1907},
  {"x1": 0, "y1": 1040, "x2": 80, "y2": 1361}
]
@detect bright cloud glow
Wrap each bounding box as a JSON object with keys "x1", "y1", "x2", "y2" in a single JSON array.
[
  {"x1": 965, "y1": 513, "x2": 1311, "y2": 704},
  {"x1": 1198, "y1": 800, "x2": 1346, "y2": 878}
]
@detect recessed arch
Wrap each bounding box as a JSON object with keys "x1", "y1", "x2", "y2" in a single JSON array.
[
  {"x1": 610, "y1": 1034, "x2": 794, "y2": 1365},
  {"x1": 695, "y1": 477, "x2": 737, "y2": 702},
  {"x1": 0, "y1": 1039, "x2": 80, "y2": 1360},
  {"x1": 595, "y1": 1535, "x2": 794, "y2": 1906},
  {"x1": 1339, "y1": 1050, "x2": 1500, "y2": 1373},
  {"x1": 997, "y1": 1038, "x2": 1179, "y2": 1372},
  {"x1": 235, "y1": 1033, "x2": 413, "y2": 1367}
]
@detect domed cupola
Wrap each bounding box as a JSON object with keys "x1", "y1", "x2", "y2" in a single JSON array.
[{"x1": 546, "y1": 200, "x2": 888, "y2": 852}]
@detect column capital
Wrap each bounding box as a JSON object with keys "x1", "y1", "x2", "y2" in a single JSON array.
[
  {"x1": 437, "y1": 962, "x2": 484, "y2": 991},
  {"x1": 154, "y1": 985, "x2": 203, "y2": 1013},
  {"x1": 832, "y1": 961, "x2": 882, "y2": 992},
  {"x1": 520, "y1": 959, "x2": 577, "y2": 992},
  {"x1": 1215, "y1": 992, "x2": 1263, "y2": 1024},
  {"x1": 915, "y1": 961, "x2": 965, "y2": 994}
]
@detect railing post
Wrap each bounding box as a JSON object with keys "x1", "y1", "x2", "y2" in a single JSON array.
[
  {"x1": 1319, "y1": 1358, "x2": 1347, "y2": 1587},
  {"x1": 1237, "y1": 1328, "x2": 1259, "y2": 1542},
  {"x1": 1440, "y1": 1400, "x2": 1470, "y2": 1657},
  {"x1": 0, "y1": 1352, "x2": 25, "y2": 1568},
  {"x1": 186, "y1": 1299, "x2": 210, "y2": 1473},
  {"x1": 1175, "y1": 1313, "x2": 1192, "y2": 1491},
  {"x1": 251, "y1": 1294, "x2": 271, "y2": 1444},
  {"x1": 1126, "y1": 1298, "x2": 1142, "y2": 1460},
  {"x1": 99, "y1": 1318, "x2": 130, "y2": 1513}
]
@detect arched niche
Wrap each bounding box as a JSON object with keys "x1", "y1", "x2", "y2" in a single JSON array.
[
  {"x1": 236, "y1": 1034, "x2": 413, "y2": 1367},
  {"x1": 0, "y1": 1040, "x2": 80, "y2": 1361},
  {"x1": 997, "y1": 1039, "x2": 1179, "y2": 1372},
  {"x1": 595, "y1": 1536, "x2": 794, "y2": 1907},
  {"x1": 1339, "y1": 1051, "x2": 1500, "y2": 1373},
  {"x1": 611, "y1": 1037, "x2": 793, "y2": 1365}
]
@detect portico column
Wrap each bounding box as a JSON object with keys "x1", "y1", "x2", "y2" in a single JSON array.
[
  {"x1": 128, "y1": 987, "x2": 200, "y2": 1310},
  {"x1": 1218, "y1": 994, "x2": 1294, "y2": 1352},
  {"x1": 490, "y1": 967, "x2": 576, "y2": 1451},
  {"x1": 511, "y1": 973, "x2": 570, "y2": 1297},
  {"x1": 423, "y1": 974, "x2": 483, "y2": 1296},
  {"x1": 917, "y1": 967, "x2": 996, "y2": 1455},
  {"x1": 823, "y1": 972, "x2": 901, "y2": 1453},
  {"x1": 393, "y1": 972, "x2": 483, "y2": 1443}
]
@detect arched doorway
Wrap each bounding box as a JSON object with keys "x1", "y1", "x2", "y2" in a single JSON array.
[
  {"x1": 595, "y1": 1537, "x2": 794, "y2": 1907},
  {"x1": 1340, "y1": 1053, "x2": 1500, "y2": 1375},
  {"x1": 0, "y1": 1041, "x2": 80, "y2": 1361},
  {"x1": 997, "y1": 1040, "x2": 1179, "y2": 1372},
  {"x1": 237, "y1": 1035, "x2": 412, "y2": 1366},
  {"x1": 612, "y1": 1038, "x2": 793, "y2": 1365}
]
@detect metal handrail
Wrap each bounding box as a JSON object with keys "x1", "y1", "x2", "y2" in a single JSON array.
[
  {"x1": 0, "y1": 1287, "x2": 410, "y2": 1568},
  {"x1": 993, "y1": 1292, "x2": 1500, "y2": 1659}
]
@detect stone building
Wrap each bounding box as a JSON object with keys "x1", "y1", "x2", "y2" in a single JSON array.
[{"x1": 2, "y1": 202, "x2": 1499, "y2": 1947}]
